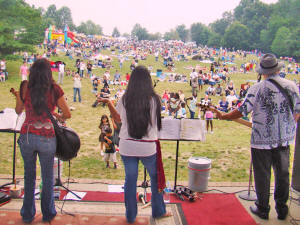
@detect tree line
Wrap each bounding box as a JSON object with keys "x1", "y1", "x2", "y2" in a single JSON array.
[
  {"x1": 0, "y1": 0, "x2": 299, "y2": 59},
  {"x1": 130, "y1": 0, "x2": 300, "y2": 59}
]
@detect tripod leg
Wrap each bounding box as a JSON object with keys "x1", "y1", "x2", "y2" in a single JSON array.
[{"x1": 55, "y1": 159, "x2": 82, "y2": 200}]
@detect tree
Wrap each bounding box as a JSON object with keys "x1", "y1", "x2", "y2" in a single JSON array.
[
  {"x1": 112, "y1": 27, "x2": 120, "y2": 37},
  {"x1": 234, "y1": 0, "x2": 272, "y2": 48},
  {"x1": 0, "y1": 0, "x2": 44, "y2": 57},
  {"x1": 259, "y1": 29, "x2": 271, "y2": 52},
  {"x1": 163, "y1": 29, "x2": 179, "y2": 41},
  {"x1": 223, "y1": 22, "x2": 251, "y2": 50},
  {"x1": 122, "y1": 33, "x2": 130, "y2": 38},
  {"x1": 176, "y1": 24, "x2": 188, "y2": 42},
  {"x1": 56, "y1": 6, "x2": 75, "y2": 30},
  {"x1": 287, "y1": 26, "x2": 300, "y2": 59},
  {"x1": 44, "y1": 4, "x2": 57, "y2": 23},
  {"x1": 210, "y1": 11, "x2": 234, "y2": 36},
  {"x1": 131, "y1": 24, "x2": 149, "y2": 40},
  {"x1": 76, "y1": 20, "x2": 102, "y2": 35},
  {"x1": 148, "y1": 32, "x2": 162, "y2": 41},
  {"x1": 190, "y1": 23, "x2": 211, "y2": 45},
  {"x1": 207, "y1": 32, "x2": 222, "y2": 48},
  {"x1": 271, "y1": 26, "x2": 291, "y2": 56}
]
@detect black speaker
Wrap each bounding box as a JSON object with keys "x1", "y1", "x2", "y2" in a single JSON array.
[{"x1": 292, "y1": 120, "x2": 300, "y2": 192}]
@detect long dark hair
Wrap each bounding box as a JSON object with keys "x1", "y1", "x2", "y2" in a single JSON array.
[
  {"x1": 99, "y1": 114, "x2": 110, "y2": 128},
  {"x1": 123, "y1": 65, "x2": 161, "y2": 139},
  {"x1": 28, "y1": 58, "x2": 54, "y2": 115}
]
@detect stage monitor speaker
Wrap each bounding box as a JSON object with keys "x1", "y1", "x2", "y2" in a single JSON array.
[{"x1": 292, "y1": 120, "x2": 300, "y2": 192}]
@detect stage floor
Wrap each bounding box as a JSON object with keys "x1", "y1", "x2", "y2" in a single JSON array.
[{"x1": 0, "y1": 177, "x2": 299, "y2": 225}]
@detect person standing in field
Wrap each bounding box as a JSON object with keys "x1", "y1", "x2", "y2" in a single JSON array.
[
  {"x1": 58, "y1": 62, "x2": 65, "y2": 85},
  {"x1": 20, "y1": 61, "x2": 29, "y2": 81},
  {"x1": 73, "y1": 73, "x2": 82, "y2": 102}
]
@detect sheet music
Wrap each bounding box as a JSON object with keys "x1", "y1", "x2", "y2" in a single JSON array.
[
  {"x1": 180, "y1": 119, "x2": 206, "y2": 141},
  {"x1": 158, "y1": 118, "x2": 181, "y2": 140},
  {"x1": 0, "y1": 108, "x2": 25, "y2": 131},
  {"x1": 158, "y1": 118, "x2": 206, "y2": 141}
]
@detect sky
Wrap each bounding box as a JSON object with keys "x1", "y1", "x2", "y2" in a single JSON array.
[{"x1": 25, "y1": 0, "x2": 278, "y2": 35}]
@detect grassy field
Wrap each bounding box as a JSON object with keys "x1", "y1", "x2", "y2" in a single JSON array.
[{"x1": 0, "y1": 49, "x2": 297, "y2": 183}]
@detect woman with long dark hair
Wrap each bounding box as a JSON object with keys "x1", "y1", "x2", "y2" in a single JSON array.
[
  {"x1": 12, "y1": 58, "x2": 71, "y2": 223},
  {"x1": 98, "y1": 65, "x2": 170, "y2": 223}
]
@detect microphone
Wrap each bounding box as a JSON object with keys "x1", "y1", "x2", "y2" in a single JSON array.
[{"x1": 138, "y1": 192, "x2": 145, "y2": 205}]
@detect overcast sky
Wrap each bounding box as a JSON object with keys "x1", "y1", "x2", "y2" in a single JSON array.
[{"x1": 25, "y1": 0, "x2": 278, "y2": 35}]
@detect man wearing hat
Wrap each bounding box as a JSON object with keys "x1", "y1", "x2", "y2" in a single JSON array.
[{"x1": 213, "y1": 53, "x2": 300, "y2": 220}]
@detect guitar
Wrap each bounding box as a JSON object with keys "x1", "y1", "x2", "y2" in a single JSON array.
[{"x1": 197, "y1": 99, "x2": 252, "y2": 128}]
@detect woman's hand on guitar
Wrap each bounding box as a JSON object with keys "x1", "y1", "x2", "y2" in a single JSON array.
[{"x1": 97, "y1": 97, "x2": 110, "y2": 104}]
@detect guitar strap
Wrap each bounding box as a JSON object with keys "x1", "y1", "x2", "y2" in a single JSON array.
[{"x1": 268, "y1": 79, "x2": 294, "y2": 113}]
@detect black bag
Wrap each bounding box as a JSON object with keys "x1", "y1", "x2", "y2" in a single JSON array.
[{"x1": 46, "y1": 109, "x2": 81, "y2": 161}]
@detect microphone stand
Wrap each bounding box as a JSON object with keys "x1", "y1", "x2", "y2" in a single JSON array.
[
  {"x1": 54, "y1": 159, "x2": 81, "y2": 200},
  {"x1": 137, "y1": 167, "x2": 149, "y2": 203},
  {"x1": 239, "y1": 158, "x2": 257, "y2": 201}
]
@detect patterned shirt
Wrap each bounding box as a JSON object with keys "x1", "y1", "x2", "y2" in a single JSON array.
[
  {"x1": 238, "y1": 74, "x2": 300, "y2": 149},
  {"x1": 20, "y1": 82, "x2": 64, "y2": 138}
]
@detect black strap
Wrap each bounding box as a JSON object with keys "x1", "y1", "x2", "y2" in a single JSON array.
[
  {"x1": 44, "y1": 106, "x2": 61, "y2": 130},
  {"x1": 268, "y1": 79, "x2": 294, "y2": 112}
]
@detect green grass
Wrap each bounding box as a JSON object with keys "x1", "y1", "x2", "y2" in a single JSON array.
[{"x1": 0, "y1": 49, "x2": 297, "y2": 182}]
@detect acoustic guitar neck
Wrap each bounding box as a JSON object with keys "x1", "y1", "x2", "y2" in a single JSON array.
[{"x1": 197, "y1": 101, "x2": 252, "y2": 128}]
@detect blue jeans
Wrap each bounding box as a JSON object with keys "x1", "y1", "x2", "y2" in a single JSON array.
[
  {"x1": 121, "y1": 154, "x2": 166, "y2": 223},
  {"x1": 189, "y1": 110, "x2": 195, "y2": 119},
  {"x1": 18, "y1": 134, "x2": 57, "y2": 223},
  {"x1": 73, "y1": 88, "x2": 81, "y2": 102}
]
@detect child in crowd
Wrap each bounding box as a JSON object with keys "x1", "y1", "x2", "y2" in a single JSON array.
[
  {"x1": 187, "y1": 92, "x2": 197, "y2": 119},
  {"x1": 161, "y1": 90, "x2": 170, "y2": 113},
  {"x1": 103, "y1": 127, "x2": 117, "y2": 169},
  {"x1": 168, "y1": 92, "x2": 180, "y2": 118},
  {"x1": 0, "y1": 69, "x2": 5, "y2": 82},
  {"x1": 99, "y1": 115, "x2": 111, "y2": 153},
  {"x1": 218, "y1": 96, "x2": 229, "y2": 112},
  {"x1": 178, "y1": 102, "x2": 187, "y2": 118},
  {"x1": 202, "y1": 95, "x2": 214, "y2": 133},
  {"x1": 92, "y1": 78, "x2": 99, "y2": 94},
  {"x1": 198, "y1": 70, "x2": 204, "y2": 91}
]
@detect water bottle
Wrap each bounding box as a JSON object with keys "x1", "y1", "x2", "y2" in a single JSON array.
[{"x1": 164, "y1": 181, "x2": 171, "y2": 203}]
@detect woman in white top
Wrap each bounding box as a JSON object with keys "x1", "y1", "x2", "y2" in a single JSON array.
[{"x1": 98, "y1": 66, "x2": 170, "y2": 223}]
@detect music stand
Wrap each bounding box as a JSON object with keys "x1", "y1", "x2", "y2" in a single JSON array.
[
  {"x1": 239, "y1": 159, "x2": 257, "y2": 201},
  {"x1": 54, "y1": 159, "x2": 81, "y2": 200},
  {"x1": 0, "y1": 129, "x2": 18, "y2": 189}
]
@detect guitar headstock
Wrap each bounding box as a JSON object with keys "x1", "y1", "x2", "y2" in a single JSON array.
[
  {"x1": 10, "y1": 88, "x2": 17, "y2": 96},
  {"x1": 197, "y1": 99, "x2": 216, "y2": 111}
]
